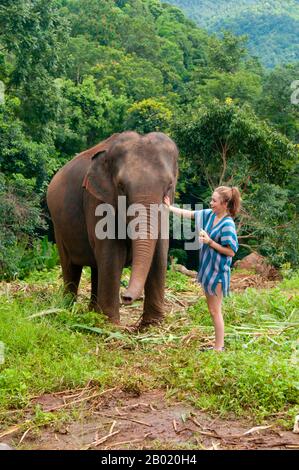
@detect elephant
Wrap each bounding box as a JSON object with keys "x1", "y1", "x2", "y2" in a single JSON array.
[{"x1": 47, "y1": 131, "x2": 178, "y2": 327}]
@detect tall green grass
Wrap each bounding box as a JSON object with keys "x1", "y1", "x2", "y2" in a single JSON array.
[{"x1": 0, "y1": 268, "x2": 298, "y2": 425}]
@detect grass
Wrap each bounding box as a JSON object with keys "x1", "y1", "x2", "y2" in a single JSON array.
[{"x1": 0, "y1": 267, "x2": 298, "y2": 430}]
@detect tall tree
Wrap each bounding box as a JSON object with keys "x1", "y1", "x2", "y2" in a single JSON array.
[
  {"x1": 257, "y1": 64, "x2": 299, "y2": 142},
  {"x1": 0, "y1": 0, "x2": 69, "y2": 140}
]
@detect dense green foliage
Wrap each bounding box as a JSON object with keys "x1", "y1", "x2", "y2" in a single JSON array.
[
  {"x1": 168, "y1": 0, "x2": 299, "y2": 67},
  {"x1": 0, "y1": 173, "x2": 59, "y2": 279},
  {"x1": 0, "y1": 0, "x2": 298, "y2": 277}
]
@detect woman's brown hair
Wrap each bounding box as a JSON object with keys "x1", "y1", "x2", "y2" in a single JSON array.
[{"x1": 215, "y1": 186, "x2": 241, "y2": 218}]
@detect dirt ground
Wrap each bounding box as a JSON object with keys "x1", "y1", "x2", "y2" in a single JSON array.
[{"x1": 3, "y1": 389, "x2": 298, "y2": 450}]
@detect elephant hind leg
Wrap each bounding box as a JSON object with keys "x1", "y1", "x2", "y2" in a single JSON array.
[
  {"x1": 62, "y1": 262, "x2": 82, "y2": 298},
  {"x1": 89, "y1": 267, "x2": 98, "y2": 311},
  {"x1": 54, "y1": 229, "x2": 82, "y2": 298}
]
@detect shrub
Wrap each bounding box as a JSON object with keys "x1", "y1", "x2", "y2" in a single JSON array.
[{"x1": 0, "y1": 174, "x2": 58, "y2": 280}]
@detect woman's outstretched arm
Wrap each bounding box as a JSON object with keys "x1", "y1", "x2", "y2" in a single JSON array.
[{"x1": 163, "y1": 196, "x2": 195, "y2": 219}]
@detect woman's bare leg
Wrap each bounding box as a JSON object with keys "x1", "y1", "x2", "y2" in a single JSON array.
[{"x1": 205, "y1": 283, "x2": 224, "y2": 350}]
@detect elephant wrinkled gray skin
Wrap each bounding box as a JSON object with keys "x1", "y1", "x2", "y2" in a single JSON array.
[{"x1": 47, "y1": 132, "x2": 178, "y2": 327}]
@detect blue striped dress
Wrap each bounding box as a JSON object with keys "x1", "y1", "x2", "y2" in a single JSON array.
[{"x1": 195, "y1": 209, "x2": 239, "y2": 297}]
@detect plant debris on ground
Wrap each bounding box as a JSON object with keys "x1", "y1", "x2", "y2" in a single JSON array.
[{"x1": 0, "y1": 267, "x2": 298, "y2": 449}]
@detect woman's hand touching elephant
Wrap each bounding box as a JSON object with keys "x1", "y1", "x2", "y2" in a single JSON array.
[{"x1": 163, "y1": 195, "x2": 171, "y2": 207}]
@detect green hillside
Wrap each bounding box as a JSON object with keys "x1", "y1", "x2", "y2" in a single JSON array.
[{"x1": 167, "y1": 0, "x2": 299, "y2": 67}]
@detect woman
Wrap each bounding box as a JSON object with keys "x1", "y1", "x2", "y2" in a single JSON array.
[{"x1": 164, "y1": 186, "x2": 241, "y2": 351}]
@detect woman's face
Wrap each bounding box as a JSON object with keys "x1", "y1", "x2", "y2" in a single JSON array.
[{"x1": 210, "y1": 192, "x2": 227, "y2": 214}]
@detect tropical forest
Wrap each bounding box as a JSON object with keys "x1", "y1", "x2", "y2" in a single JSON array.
[{"x1": 0, "y1": 0, "x2": 298, "y2": 451}]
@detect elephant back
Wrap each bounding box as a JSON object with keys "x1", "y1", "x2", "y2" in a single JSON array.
[{"x1": 74, "y1": 133, "x2": 121, "y2": 161}]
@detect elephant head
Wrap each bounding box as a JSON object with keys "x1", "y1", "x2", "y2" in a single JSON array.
[{"x1": 83, "y1": 131, "x2": 178, "y2": 304}]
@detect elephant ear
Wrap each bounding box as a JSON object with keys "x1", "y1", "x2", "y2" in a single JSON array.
[{"x1": 82, "y1": 134, "x2": 119, "y2": 205}]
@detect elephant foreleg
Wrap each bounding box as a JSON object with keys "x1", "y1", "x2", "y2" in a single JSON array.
[
  {"x1": 95, "y1": 241, "x2": 126, "y2": 324},
  {"x1": 62, "y1": 262, "x2": 82, "y2": 300},
  {"x1": 141, "y1": 239, "x2": 168, "y2": 328}
]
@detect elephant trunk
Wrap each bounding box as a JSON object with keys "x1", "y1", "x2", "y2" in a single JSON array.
[{"x1": 121, "y1": 200, "x2": 159, "y2": 304}]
